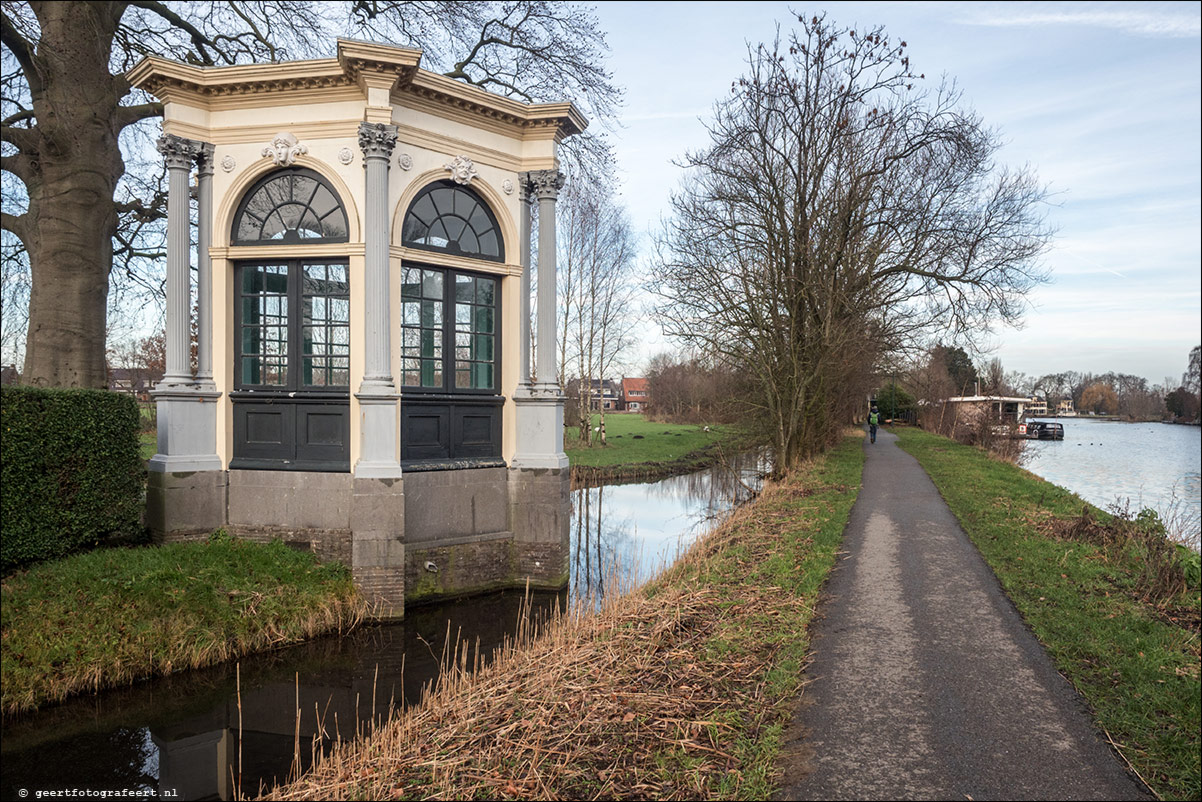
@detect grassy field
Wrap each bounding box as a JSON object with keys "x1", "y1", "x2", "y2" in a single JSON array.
[
  {"x1": 266, "y1": 433, "x2": 866, "y2": 801},
  {"x1": 895, "y1": 427, "x2": 1200, "y2": 800},
  {"x1": 565, "y1": 414, "x2": 756, "y2": 482},
  {"x1": 0, "y1": 532, "x2": 366, "y2": 715}
]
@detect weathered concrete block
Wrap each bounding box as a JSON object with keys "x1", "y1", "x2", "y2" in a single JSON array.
[
  {"x1": 406, "y1": 535, "x2": 515, "y2": 603},
  {"x1": 227, "y1": 470, "x2": 353, "y2": 530},
  {"x1": 404, "y1": 467, "x2": 508, "y2": 542},
  {"x1": 508, "y1": 467, "x2": 570, "y2": 544},
  {"x1": 350, "y1": 476, "x2": 405, "y2": 616},
  {"x1": 147, "y1": 470, "x2": 228, "y2": 540}
]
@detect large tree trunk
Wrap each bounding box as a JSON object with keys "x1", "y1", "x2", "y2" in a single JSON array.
[{"x1": 18, "y1": 2, "x2": 126, "y2": 388}]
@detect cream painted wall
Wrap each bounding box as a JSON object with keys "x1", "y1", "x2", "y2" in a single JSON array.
[{"x1": 150, "y1": 45, "x2": 572, "y2": 470}]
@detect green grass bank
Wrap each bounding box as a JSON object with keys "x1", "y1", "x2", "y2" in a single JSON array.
[
  {"x1": 566, "y1": 414, "x2": 758, "y2": 484},
  {"x1": 266, "y1": 433, "x2": 866, "y2": 800},
  {"x1": 894, "y1": 426, "x2": 1200, "y2": 801},
  {"x1": 1, "y1": 532, "x2": 366, "y2": 716}
]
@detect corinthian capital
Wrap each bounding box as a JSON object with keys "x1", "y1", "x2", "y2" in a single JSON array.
[
  {"x1": 358, "y1": 122, "x2": 398, "y2": 160},
  {"x1": 196, "y1": 142, "x2": 216, "y2": 177},
  {"x1": 156, "y1": 134, "x2": 204, "y2": 170},
  {"x1": 524, "y1": 169, "x2": 566, "y2": 201}
]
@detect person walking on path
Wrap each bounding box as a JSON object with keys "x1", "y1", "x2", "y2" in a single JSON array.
[
  {"x1": 776, "y1": 428, "x2": 1150, "y2": 801},
  {"x1": 867, "y1": 406, "x2": 880, "y2": 443}
]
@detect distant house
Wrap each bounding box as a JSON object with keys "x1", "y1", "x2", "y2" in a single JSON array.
[
  {"x1": 943, "y1": 395, "x2": 1031, "y2": 424},
  {"x1": 1056, "y1": 399, "x2": 1076, "y2": 416},
  {"x1": 0, "y1": 364, "x2": 18, "y2": 386},
  {"x1": 108, "y1": 367, "x2": 157, "y2": 401},
  {"x1": 621, "y1": 377, "x2": 648, "y2": 412},
  {"x1": 577, "y1": 378, "x2": 621, "y2": 411},
  {"x1": 1026, "y1": 396, "x2": 1048, "y2": 415}
]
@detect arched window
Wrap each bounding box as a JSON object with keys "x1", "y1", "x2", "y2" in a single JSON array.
[
  {"x1": 402, "y1": 181, "x2": 504, "y2": 262},
  {"x1": 232, "y1": 168, "x2": 348, "y2": 245}
]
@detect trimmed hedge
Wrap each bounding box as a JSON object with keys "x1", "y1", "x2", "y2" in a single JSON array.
[{"x1": 1, "y1": 386, "x2": 146, "y2": 571}]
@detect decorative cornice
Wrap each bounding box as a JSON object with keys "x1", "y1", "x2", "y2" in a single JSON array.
[
  {"x1": 359, "y1": 122, "x2": 398, "y2": 159},
  {"x1": 157, "y1": 133, "x2": 204, "y2": 169},
  {"x1": 523, "y1": 169, "x2": 566, "y2": 201},
  {"x1": 128, "y1": 39, "x2": 588, "y2": 143}
]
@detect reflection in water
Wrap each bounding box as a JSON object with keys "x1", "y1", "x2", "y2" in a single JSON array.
[
  {"x1": 2, "y1": 452, "x2": 767, "y2": 801},
  {"x1": 571, "y1": 451, "x2": 768, "y2": 601},
  {"x1": 2, "y1": 592, "x2": 563, "y2": 801}
]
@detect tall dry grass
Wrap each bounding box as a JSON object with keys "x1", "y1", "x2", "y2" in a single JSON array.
[{"x1": 261, "y1": 454, "x2": 860, "y2": 801}]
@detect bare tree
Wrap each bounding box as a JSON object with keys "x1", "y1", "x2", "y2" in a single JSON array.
[
  {"x1": 2, "y1": 1, "x2": 620, "y2": 387},
  {"x1": 980, "y1": 356, "x2": 1007, "y2": 395},
  {"x1": 557, "y1": 173, "x2": 640, "y2": 445},
  {"x1": 652, "y1": 14, "x2": 1052, "y2": 475},
  {"x1": 1185, "y1": 345, "x2": 1201, "y2": 399}
]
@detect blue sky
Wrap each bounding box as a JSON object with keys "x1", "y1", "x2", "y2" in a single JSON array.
[{"x1": 591, "y1": 1, "x2": 1201, "y2": 385}]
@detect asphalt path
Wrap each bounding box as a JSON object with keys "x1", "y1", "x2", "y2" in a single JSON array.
[{"x1": 777, "y1": 427, "x2": 1150, "y2": 801}]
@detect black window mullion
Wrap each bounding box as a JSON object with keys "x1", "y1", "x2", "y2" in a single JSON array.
[
  {"x1": 288, "y1": 259, "x2": 300, "y2": 392},
  {"x1": 442, "y1": 289, "x2": 453, "y2": 392}
]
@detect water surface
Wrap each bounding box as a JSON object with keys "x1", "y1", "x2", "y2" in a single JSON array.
[
  {"x1": 2, "y1": 452, "x2": 766, "y2": 801},
  {"x1": 1021, "y1": 418, "x2": 1200, "y2": 545}
]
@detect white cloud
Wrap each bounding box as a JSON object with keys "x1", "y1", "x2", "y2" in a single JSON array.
[{"x1": 961, "y1": 7, "x2": 1201, "y2": 38}]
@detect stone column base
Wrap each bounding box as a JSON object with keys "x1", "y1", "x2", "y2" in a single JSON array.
[
  {"x1": 149, "y1": 388, "x2": 222, "y2": 473},
  {"x1": 510, "y1": 389, "x2": 569, "y2": 470}
]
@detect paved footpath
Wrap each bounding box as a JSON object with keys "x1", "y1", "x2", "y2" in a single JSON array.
[{"x1": 778, "y1": 428, "x2": 1150, "y2": 801}]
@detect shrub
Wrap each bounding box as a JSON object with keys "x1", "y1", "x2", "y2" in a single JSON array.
[{"x1": 1, "y1": 386, "x2": 146, "y2": 571}]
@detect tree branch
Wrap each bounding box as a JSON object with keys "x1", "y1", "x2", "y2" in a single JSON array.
[
  {"x1": 125, "y1": 0, "x2": 221, "y2": 65},
  {"x1": 2, "y1": 108, "x2": 34, "y2": 127},
  {"x1": 115, "y1": 101, "x2": 164, "y2": 130},
  {"x1": 1, "y1": 210, "x2": 29, "y2": 244},
  {"x1": 0, "y1": 6, "x2": 43, "y2": 96},
  {"x1": 0, "y1": 122, "x2": 39, "y2": 154}
]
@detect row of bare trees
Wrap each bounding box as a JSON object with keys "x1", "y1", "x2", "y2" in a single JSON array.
[
  {"x1": 557, "y1": 172, "x2": 641, "y2": 446},
  {"x1": 651, "y1": 15, "x2": 1053, "y2": 476}
]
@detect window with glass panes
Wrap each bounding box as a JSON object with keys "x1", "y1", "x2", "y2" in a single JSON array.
[
  {"x1": 401, "y1": 266, "x2": 498, "y2": 393},
  {"x1": 237, "y1": 261, "x2": 350, "y2": 390}
]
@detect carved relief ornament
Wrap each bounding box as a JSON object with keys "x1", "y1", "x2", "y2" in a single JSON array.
[
  {"x1": 262, "y1": 132, "x2": 307, "y2": 166},
  {"x1": 444, "y1": 155, "x2": 478, "y2": 185}
]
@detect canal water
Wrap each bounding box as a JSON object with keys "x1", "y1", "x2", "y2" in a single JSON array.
[
  {"x1": 1, "y1": 453, "x2": 766, "y2": 802},
  {"x1": 1021, "y1": 418, "x2": 1201, "y2": 547}
]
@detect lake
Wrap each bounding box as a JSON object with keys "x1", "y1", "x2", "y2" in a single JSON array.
[{"x1": 1021, "y1": 418, "x2": 1200, "y2": 546}]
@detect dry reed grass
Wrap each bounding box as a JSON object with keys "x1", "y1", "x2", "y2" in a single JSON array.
[
  {"x1": 264, "y1": 469, "x2": 846, "y2": 801},
  {"x1": 1038, "y1": 504, "x2": 1193, "y2": 610}
]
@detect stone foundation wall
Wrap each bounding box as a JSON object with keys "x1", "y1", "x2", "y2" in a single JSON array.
[
  {"x1": 146, "y1": 464, "x2": 570, "y2": 617},
  {"x1": 227, "y1": 470, "x2": 353, "y2": 530},
  {"x1": 406, "y1": 536, "x2": 515, "y2": 603},
  {"x1": 225, "y1": 525, "x2": 352, "y2": 565},
  {"x1": 403, "y1": 467, "x2": 509, "y2": 542}
]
